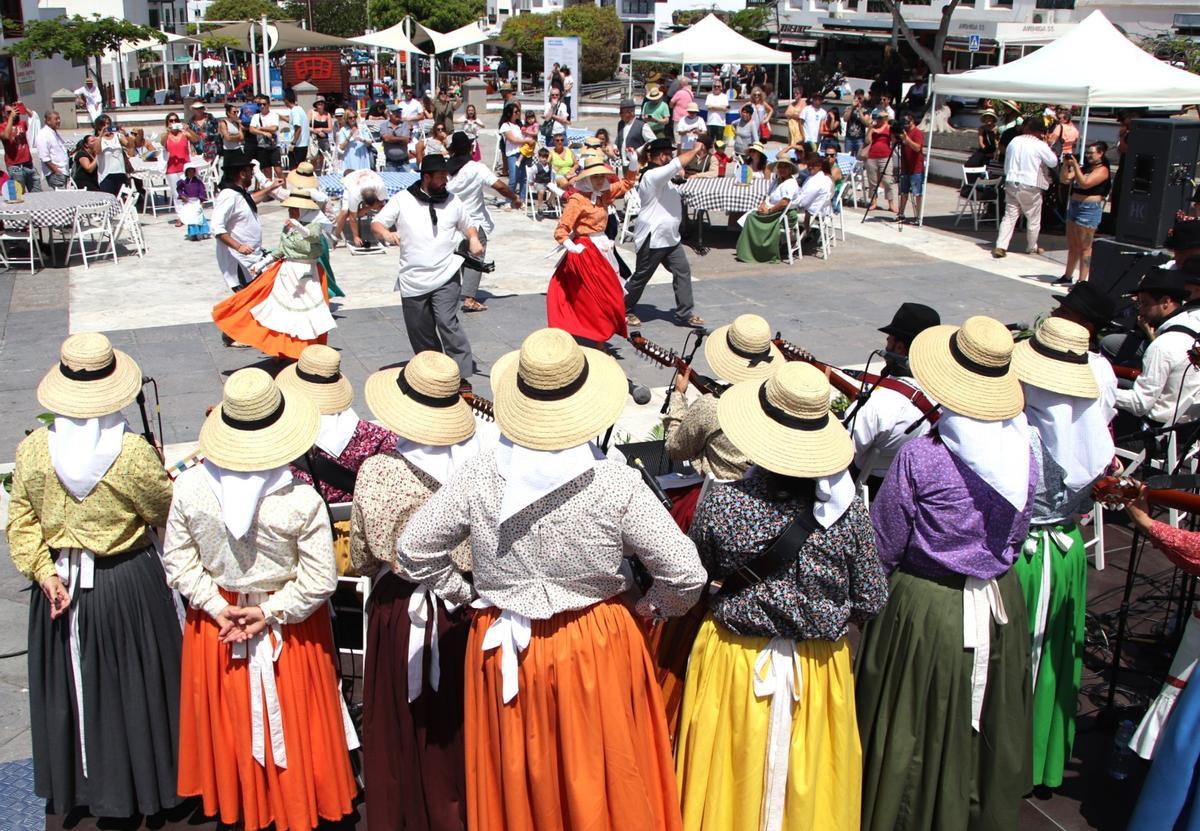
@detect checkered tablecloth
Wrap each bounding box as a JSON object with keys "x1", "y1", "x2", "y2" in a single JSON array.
[
  {"x1": 319, "y1": 171, "x2": 419, "y2": 198},
  {"x1": 0, "y1": 191, "x2": 120, "y2": 228},
  {"x1": 679, "y1": 178, "x2": 772, "y2": 214},
  {"x1": 129, "y1": 155, "x2": 209, "y2": 178}
]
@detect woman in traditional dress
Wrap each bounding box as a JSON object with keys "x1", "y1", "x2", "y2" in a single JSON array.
[
  {"x1": 398, "y1": 327, "x2": 707, "y2": 831},
  {"x1": 1009, "y1": 318, "x2": 1113, "y2": 793},
  {"x1": 548, "y1": 156, "x2": 637, "y2": 344},
  {"x1": 163, "y1": 368, "x2": 357, "y2": 831},
  {"x1": 287, "y1": 162, "x2": 344, "y2": 299},
  {"x1": 6, "y1": 332, "x2": 180, "y2": 821},
  {"x1": 211, "y1": 187, "x2": 335, "y2": 360},
  {"x1": 351, "y1": 351, "x2": 488, "y2": 831},
  {"x1": 276, "y1": 344, "x2": 396, "y2": 505},
  {"x1": 856, "y1": 315, "x2": 1036, "y2": 831},
  {"x1": 675, "y1": 362, "x2": 889, "y2": 831},
  {"x1": 736, "y1": 157, "x2": 801, "y2": 264}
]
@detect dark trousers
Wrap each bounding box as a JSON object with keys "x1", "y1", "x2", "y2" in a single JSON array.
[
  {"x1": 401, "y1": 276, "x2": 476, "y2": 379},
  {"x1": 624, "y1": 239, "x2": 695, "y2": 320},
  {"x1": 288, "y1": 145, "x2": 308, "y2": 170}
]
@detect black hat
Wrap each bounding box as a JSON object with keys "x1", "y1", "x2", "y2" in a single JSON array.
[
  {"x1": 879, "y1": 302, "x2": 940, "y2": 345},
  {"x1": 644, "y1": 137, "x2": 675, "y2": 155},
  {"x1": 447, "y1": 131, "x2": 473, "y2": 158},
  {"x1": 419, "y1": 154, "x2": 450, "y2": 174},
  {"x1": 1128, "y1": 267, "x2": 1190, "y2": 301},
  {"x1": 1167, "y1": 217, "x2": 1200, "y2": 251},
  {"x1": 1053, "y1": 281, "x2": 1116, "y2": 327},
  {"x1": 221, "y1": 149, "x2": 255, "y2": 171}
]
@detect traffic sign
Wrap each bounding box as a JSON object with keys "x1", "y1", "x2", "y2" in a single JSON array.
[{"x1": 968, "y1": 34, "x2": 981, "y2": 53}]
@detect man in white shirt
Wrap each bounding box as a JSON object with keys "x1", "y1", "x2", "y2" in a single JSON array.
[
  {"x1": 372, "y1": 154, "x2": 484, "y2": 380},
  {"x1": 703, "y1": 87, "x2": 729, "y2": 145},
  {"x1": 1115, "y1": 269, "x2": 1200, "y2": 427},
  {"x1": 249, "y1": 96, "x2": 282, "y2": 179},
  {"x1": 446, "y1": 131, "x2": 521, "y2": 312},
  {"x1": 543, "y1": 89, "x2": 570, "y2": 138},
  {"x1": 34, "y1": 110, "x2": 70, "y2": 190},
  {"x1": 204, "y1": 76, "x2": 223, "y2": 101},
  {"x1": 284, "y1": 90, "x2": 309, "y2": 171},
  {"x1": 74, "y1": 76, "x2": 103, "y2": 125},
  {"x1": 994, "y1": 118, "x2": 1058, "y2": 258},
  {"x1": 799, "y1": 93, "x2": 828, "y2": 151},
  {"x1": 624, "y1": 138, "x2": 705, "y2": 328},
  {"x1": 401, "y1": 85, "x2": 424, "y2": 133},
  {"x1": 848, "y1": 303, "x2": 940, "y2": 490}
]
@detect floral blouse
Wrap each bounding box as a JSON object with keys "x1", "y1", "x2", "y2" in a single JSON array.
[
  {"x1": 291, "y1": 419, "x2": 397, "y2": 504},
  {"x1": 689, "y1": 468, "x2": 888, "y2": 641}
]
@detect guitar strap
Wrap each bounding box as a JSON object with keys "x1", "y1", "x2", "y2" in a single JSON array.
[{"x1": 873, "y1": 375, "x2": 939, "y2": 421}]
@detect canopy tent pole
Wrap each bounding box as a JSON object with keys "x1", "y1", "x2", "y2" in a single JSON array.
[
  {"x1": 250, "y1": 26, "x2": 259, "y2": 95},
  {"x1": 431, "y1": 53, "x2": 437, "y2": 94},
  {"x1": 517, "y1": 53, "x2": 523, "y2": 94},
  {"x1": 919, "y1": 78, "x2": 936, "y2": 228},
  {"x1": 261, "y1": 16, "x2": 271, "y2": 97},
  {"x1": 396, "y1": 51, "x2": 402, "y2": 101},
  {"x1": 1078, "y1": 100, "x2": 1091, "y2": 157},
  {"x1": 404, "y1": 18, "x2": 413, "y2": 88}
]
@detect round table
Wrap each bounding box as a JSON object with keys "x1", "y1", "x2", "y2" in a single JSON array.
[
  {"x1": 679, "y1": 178, "x2": 771, "y2": 214},
  {"x1": 0, "y1": 191, "x2": 120, "y2": 228}
]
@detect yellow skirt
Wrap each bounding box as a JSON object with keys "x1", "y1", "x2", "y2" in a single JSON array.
[{"x1": 675, "y1": 616, "x2": 861, "y2": 831}]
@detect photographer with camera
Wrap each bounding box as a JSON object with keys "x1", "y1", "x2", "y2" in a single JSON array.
[
  {"x1": 864, "y1": 108, "x2": 895, "y2": 213},
  {"x1": 1, "y1": 102, "x2": 39, "y2": 193},
  {"x1": 894, "y1": 113, "x2": 925, "y2": 223}
]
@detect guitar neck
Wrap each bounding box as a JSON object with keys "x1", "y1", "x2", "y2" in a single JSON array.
[
  {"x1": 461, "y1": 391, "x2": 495, "y2": 421},
  {"x1": 628, "y1": 335, "x2": 716, "y2": 397},
  {"x1": 772, "y1": 338, "x2": 864, "y2": 400},
  {"x1": 1147, "y1": 488, "x2": 1200, "y2": 515}
]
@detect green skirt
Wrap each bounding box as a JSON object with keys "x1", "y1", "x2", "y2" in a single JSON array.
[
  {"x1": 1013, "y1": 523, "x2": 1086, "y2": 789},
  {"x1": 855, "y1": 568, "x2": 1032, "y2": 831},
  {"x1": 321, "y1": 235, "x2": 345, "y2": 299},
  {"x1": 735, "y1": 211, "x2": 786, "y2": 264}
]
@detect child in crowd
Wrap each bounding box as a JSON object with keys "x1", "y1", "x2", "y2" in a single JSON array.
[
  {"x1": 175, "y1": 164, "x2": 210, "y2": 241},
  {"x1": 532, "y1": 146, "x2": 554, "y2": 218}
]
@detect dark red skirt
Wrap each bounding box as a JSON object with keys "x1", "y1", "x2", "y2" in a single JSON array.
[
  {"x1": 546, "y1": 236, "x2": 629, "y2": 343},
  {"x1": 362, "y1": 571, "x2": 468, "y2": 831}
]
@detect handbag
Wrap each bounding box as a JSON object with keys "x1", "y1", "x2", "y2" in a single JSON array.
[{"x1": 759, "y1": 120, "x2": 771, "y2": 141}]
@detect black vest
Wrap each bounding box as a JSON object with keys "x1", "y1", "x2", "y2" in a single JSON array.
[{"x1": 618, "y1": 117, "x2": 648, "y2": 152}]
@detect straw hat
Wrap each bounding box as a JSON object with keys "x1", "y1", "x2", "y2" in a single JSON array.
[
  {"x1": 37, "y1": 332, "x2": 143, "y2": 419},
  {"x1": 571, "y1": 158, "x2": 615, "y2": 184},
  {"x1": 364, "y1": 351, "x2": 475, "y2": 446},
  {"x1": 199, "y1": 368, "x2": 319, "y2": 472},
  {"x1": 645, "y1": 84, "x2": 663, "y2": 101},
  {"x1": 980, "y1": 108, "x2": 998, "y2": 121},
  {"x1": 280, "y1": 186, "x2": 319, "y2": 211},
  {"x1": 704, "y1": 314, "x2": 783, "y2": 383},
  {"x1": 286, "y1": 161, "x2": 319, "y2": 192},
  {"x1": 276, "y1": 344, "x2": 354, "y2": 415},
  {"x1": 492, "y1": 328, "x2": 627, "y2": 451},
  {"x1": 747, "y1": 142, "x2": 768, "y2": 158},
  {"x1": 769, "y1": 157, "x2": 797, "y2": 175},
  {"x1": 909, "y1": 316, "x2": 1023, "y2": 421},
  {"x1": 686, "y1": 102, "x2": 700, "y2": 114},
  {"x1": 718, "y1": 362, "x2": 853, "y2": 479},
  {"x1": 1012, "y1": 318, "x2": 1099, "y2": 400}
]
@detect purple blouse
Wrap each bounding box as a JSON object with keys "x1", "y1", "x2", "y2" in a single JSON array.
[
  {"x1": 871, "y1": 434, "x2": 1036, "y2": 581},
  {"x1": 177, "y1": 176, "x2": 207, "y2": 201},
  {"x1": 291, "y1": 419, "x2": 398, "y2": 504}
]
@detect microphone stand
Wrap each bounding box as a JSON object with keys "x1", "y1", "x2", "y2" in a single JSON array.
[
  {"x1": 660, "y1": 328, "x2": 708, "y2": 415},
  {"x1": 840, "y1": 350, "x2": 887, "y2": 431}
]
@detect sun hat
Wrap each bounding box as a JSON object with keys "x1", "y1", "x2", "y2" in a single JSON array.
[
  {"x1": 747, "y1": 142, "x2": 768, "y2": 157},
  {"x1": 705, "y1": 314, "x2": 783, "y2": 383},
  {"x1": 997, "y1": 99, "x2": 1020, "y2": 114},
  {"x1": 198, "y1": 368, "x2": 319, "y2": 472},
  {"x1": 645, "y1": 84, "x2": 664, "y2": 101},
  {"x1": 286, "y1": 161, "x2": 319, "y2": 192},
  {"x1": 718, "y1": 362, "x2": 854, "y2": 478},
  {"x1": 909, "y1": 316, "x2": 1023, "y2": 422},
  {"x1": 334, "y1": 107, "x2": 346, "y2": 116},
  {"x1": 879, "y1": 302, "x2": 940, "y2": 345},
  {"x1": 191, "y1": 101, "x2": 206, "y2": 109},
  {"x1": 769, "y1": 157, "x2": 798, "y2": 175},
  {"x1": 1053, "y1": 281, "x2": 1115, "y2": 328},
  {"x1": 37, "y1": 332, "x2": 143, "y2": 419},
  {"x1": 364, "y1": 351, "x2": 476, "y2": 446},
  {"x1": 276, "y1": 344, "x2": 354, "y2": 414},
  {"x1": 714, "y1": 139, "x2": 726, "y2": 149},
  {"x1": 980, "y1": 108, "x2": 997, "y2": 120},
  {"x1": 571, "y1": 158, "x2": 615, "y2": 184},
  {"x1": 491, "y1": 328, "x2": 627, "y2": 452},
  {"x1": 686, "y1": 102, "x2": 700, "y2": 114},
  {"x1": 280, "y1": 186, "x2": 319, "y2": 211},
  {"x1": 1012, "y1": 318, "x2": 1099, "y2": 399},
  {"x1": 583, "y1": 136, "x2": 605, "y2": 148}
]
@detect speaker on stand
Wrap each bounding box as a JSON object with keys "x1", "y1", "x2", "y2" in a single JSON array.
[{"x1": 1116, "y1": 118, "x2": 1200, "y2": 248}]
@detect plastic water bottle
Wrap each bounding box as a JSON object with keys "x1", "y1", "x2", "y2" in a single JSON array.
[{"x1": 1107, "y1": 719, "x2": 1136, "y2": 780}]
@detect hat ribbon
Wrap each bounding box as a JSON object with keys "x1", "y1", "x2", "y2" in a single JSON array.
[
  {"x1": 296, "y1": 367, "x2": 342, "y2": 384},
  {"x1": 1029, "y1": 336, "x2": 1088, "y2": 365},
  {"x1": 222, "y1": 398, "x2": 285, "y2": 430},
  {"x1": 727, "y1": 331, "x2": 774, "y2": 367},
  {"x1": 516, "y1": 361, "x2": 589, "y2": 401},
  {"x1": 757, "y1": 383, "x2": 827, "y2": 431},
  {"x1": 60, "y1": 357, "x2": 116, "y2": 381},
  {"x1": 949, "y1": 332, "x2": 1009, "y2": 378},
  {"x1": 397, "y1": 370, "x2": 459, "y2": 408}
]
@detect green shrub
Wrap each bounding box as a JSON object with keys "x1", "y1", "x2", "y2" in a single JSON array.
[{"x1": 500, "y1": 6, "x2": 622, "y2": 83}]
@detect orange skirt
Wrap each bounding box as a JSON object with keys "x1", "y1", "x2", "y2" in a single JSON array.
[
  {"x1": 177, "y1": 591, "x2": 357, "y2": 831},
  {"x1": 211, "y1": 260, "x2": 330, "y2": 360},
  {"x1": 466, "y1": 600, "x2": 683, "y2": 831}
]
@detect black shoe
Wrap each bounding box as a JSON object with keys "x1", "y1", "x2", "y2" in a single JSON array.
[{"x1": 1053, "y1": 275, "x2": 1073, "y2": 286}]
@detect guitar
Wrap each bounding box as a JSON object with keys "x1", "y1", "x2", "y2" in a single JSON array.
[
  {"x1": 461, "y1": 390, "x2": 495, "y2": 421},
  {"x1": 1093, "y1": 475, "x2": 1200, "y2": 515},
  {"x1": 627, "y1": 331, "x2": 721, "y2": 397}
]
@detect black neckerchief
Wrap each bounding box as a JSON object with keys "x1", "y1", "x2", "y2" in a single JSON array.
[
  {"x1": 219, "y1": 179, "x2": 257, "y2": 215},
  {"x1": 407, "y1": 180, "x2": 449, "y2": 228}
]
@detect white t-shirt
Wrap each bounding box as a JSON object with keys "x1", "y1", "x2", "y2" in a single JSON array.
[
  {"x1": 764, "y1": 176, "x2": 800, "y2": 209},
  {"x1": 800, "y1": 105, "x2": 827, "y2": 144},
  {"x1": 501, "y1": 121, "x2": 525, "y2": 157},
  {"x1": 675, "y1": 115, "x2": 706, "y2": 150},
  {"x1": 543, "y1": 102, "x2": 569, "y2": 136},
  {"x1": 96, "y1": 135, "x2": 126, "y2": 180},
  {"x1": 795, "y1": 171, "x2": 833, "y2": 214},
  {"x1": 402, "y1": 98, "x2": 424, "y2": 125},
  {"x1": 704, "y1": 92, "x2": 729, "y2": 127},
  {"x1": 341, "y1": 169, "x2": 386, "y2": 212},
  {"x1": 852, "y1": 379, "x2": 931, "y2": 480},
  {"x1": 75, "y1": 84, "x2": 103, "y2": 118},
  {"x1": 251, "y1": 111, "x2": 280, "y2": 147},
  {"x1": 447, "y1": 159, "x2": 500, "y2": 235},
  {"x1": 373, "y1": 190, "x2": 475, "y2": 296}
]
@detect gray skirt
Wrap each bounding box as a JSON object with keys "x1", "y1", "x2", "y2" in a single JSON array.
[{"x1": 27, "y1": 545, "x2": 183, "y2": 818}]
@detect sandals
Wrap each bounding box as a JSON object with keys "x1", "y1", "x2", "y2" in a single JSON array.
[
  {"x1": 461, "y1": 298, "x2": 488, "y2": 312},
  {"x1": 625, "y1": 312, "x2": 643, "y2": 326},
  {"x1": 675, "y1": 314, "x2": 706, "y2": 327}
]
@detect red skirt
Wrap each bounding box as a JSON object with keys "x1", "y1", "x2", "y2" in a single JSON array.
[
  {"x1": 211, "y1": 260, "x2": 330, "y2": 360},
  {"x1": 546, "y1": 236, "x2": 629, "y2": 343},
  {"x1": 177, "y1": 591, "x2": 356, "y2": 831}
]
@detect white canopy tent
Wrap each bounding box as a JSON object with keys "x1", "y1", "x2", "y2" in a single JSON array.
[
  {"x1": 351, "y1": 22, "x2": 424, "y2": 94},
  {"x1": 920, "y1": 10, "x2": 1200, "y2": 224}
]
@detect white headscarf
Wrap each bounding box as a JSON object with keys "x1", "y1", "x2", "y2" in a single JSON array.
[
  {"x1": 1022, "y1": 383, "x2": 1114, "y2": 491},
  {"x1": 396, "y1": 432, "x2": 484, "y2": 486},
  {"x1": 202, "y1": 461, "x2": 293, "y2": 539},
  {"x1": 814, "y1": 468, "x2": 856, "y2": 528},
  {"x1": 495, "y1": 437, "x2": 604, "y2": 523},
  {"x1": 315, "y1": 408, "x2": 360, "y2": 458},
  {"x1": 47, "y1": 413, "x2": 128, "y2": 500},
  {"x1": 938, "y1": 409, "x2": 1032, "y2": 511},
  {"x1": 574, "y1": 175, "x2": 611, "y2": 205}
]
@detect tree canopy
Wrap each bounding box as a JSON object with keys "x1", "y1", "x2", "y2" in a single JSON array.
[
  {"x1": 7, "y1": 14, "x2": 165, "y2": 83},
  {"x1": 204, "y1": 0, "x2": 297, "y2": 23},
  {"x1": 283, "y1": 0, "x2": 366, "y2": 38},
  {"x1": 368, "y1": 0, "x2": 486, "y2": 37},
  {"x1": 500, "y1": 6, "x2": 621, "y2": 83},
  {"x1": 1140, "y1": 34, "x2": 1200, "y2": 76},
  {"x1": 671, "y1": 7, "x2": 769, "y2": 41}
]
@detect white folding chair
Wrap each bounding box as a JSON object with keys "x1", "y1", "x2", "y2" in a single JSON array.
[
  {"x1": 830, "y1": 181, "x2": 848, "y2": 242},
  {"x1": 112, "y1": 185, "x2": 146, "y2": 258},
  {"x1": 617, "y1": 188, "x2": 640, "y2": 244},
  {"x1": 811, "y1": 208, "x2": 835, "y2": 260},
  {"x1": 64, "y1": 203, "x2": 118, "y2": 269},
  {"x1": 0, "y1": 213, "x2": 45, "y2": 273},
  {"x1": 782, "y1": 209, "x2": 803, "y2": 265},
  {"x1": 141, "y1": 171, "x2": 173, "y2": 218}
]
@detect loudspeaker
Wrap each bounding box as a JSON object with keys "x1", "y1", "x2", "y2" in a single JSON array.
[
  {"x1": 1088, "y1": 238, "x2": 1170, "y2": 319},
  {"x1": 1116, "y1": 118, "x2": 1200, "y2": 247}
]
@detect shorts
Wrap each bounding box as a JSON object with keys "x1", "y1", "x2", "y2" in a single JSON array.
[
  {"x1": 1068, "y1": 198, "x2": 1103, "y2": 229},
  {"x1": 256, "y1": 146, "x2": 281, "y2": 170},
  {"x1": 899, "y1": 172, "x2": 925, "y2": 196}
]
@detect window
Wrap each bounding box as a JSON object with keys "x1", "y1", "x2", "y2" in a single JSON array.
[
  {"x1": 1035, "y1": 0, "x2": 1074, "y2": 8},
  {"x1": 991, "y1": 0, "x2": 1014, "y2": 7},
  {"x1": 0, "y1": 0, "x2": 22, "y2": 38}
]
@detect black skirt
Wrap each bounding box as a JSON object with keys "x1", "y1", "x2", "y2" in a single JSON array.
[{"x1": 27, "y1": 546, "x2": 183, "y2": 818}]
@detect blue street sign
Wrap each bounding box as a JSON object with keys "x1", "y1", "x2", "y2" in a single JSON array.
[{"x1": 968, "y1": 34, "x2": 981, "y2": 53}]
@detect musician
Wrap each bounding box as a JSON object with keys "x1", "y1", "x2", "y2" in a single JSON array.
[
  {"x1": 848, "y1": 302, "x2": 939, "y2": 492},
  {"x1": 664, "y1": 314, "x2": 782, "y2": 485},
  {"x1": 1010, "y1": 318, "x2": 1113, "y2": 793},
  {"x1": 1114, "y1": 269, "x2": 1200, "y2": 429},
  {"x1": 276, "y1": 344, "x2": 398, "y2": 505},
  {"x1": 1049, "y1": 281, "x2": 1117, "y2": 424}
]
